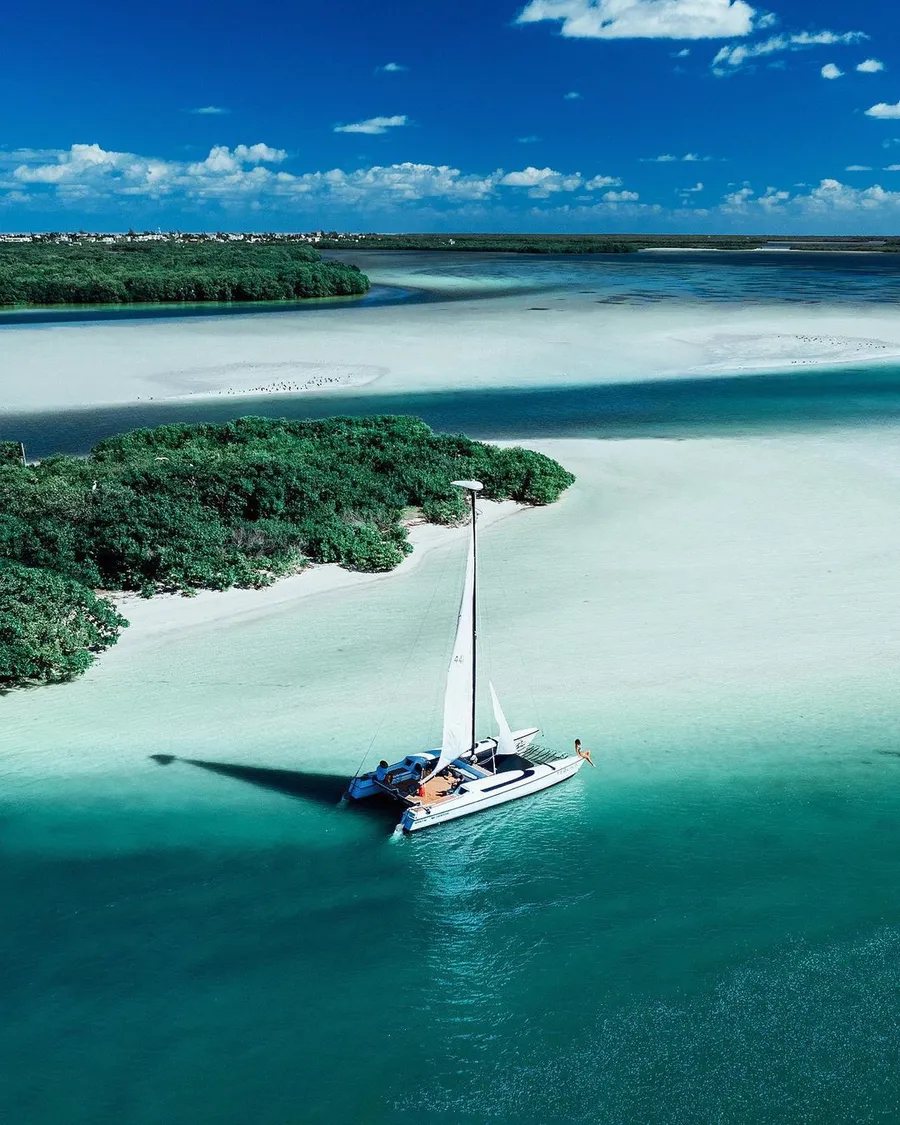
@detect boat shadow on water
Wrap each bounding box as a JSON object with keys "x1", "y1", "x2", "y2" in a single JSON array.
[{"x1": 148, "y1": 754, "x2": 400, "y2": 822}]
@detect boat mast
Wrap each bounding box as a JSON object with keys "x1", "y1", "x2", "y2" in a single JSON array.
[
  {"x1": 470, "y1": 485, "x2": 477, "y2": 757},
  {"x1": 450, "y1": 479, "x2": 484, "y2": 763}
]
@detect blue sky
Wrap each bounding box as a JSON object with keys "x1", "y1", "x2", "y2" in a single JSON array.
[{"x1": 3, "y1": 0, "x2": 900, "y2": 232}]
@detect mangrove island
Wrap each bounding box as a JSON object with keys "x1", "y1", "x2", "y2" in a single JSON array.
[{"x1": 0, "y1": 415, "x2": 574, "y2": 688}]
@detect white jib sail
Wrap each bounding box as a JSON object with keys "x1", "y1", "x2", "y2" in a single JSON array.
[
  {"x1": 432, "y1": 522, "x2": 476, "y2": 777},
  {"x1": 489, "y1": 682, "x2": 517, "y2": 758}
]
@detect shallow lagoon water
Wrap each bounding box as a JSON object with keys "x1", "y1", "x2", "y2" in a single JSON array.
[
  {"x1": 7, "y1": 365, "x2": 900, "y2": 458},
  {"x1": 4, "y1": 255, "x2": 900, "y2": 1124}
]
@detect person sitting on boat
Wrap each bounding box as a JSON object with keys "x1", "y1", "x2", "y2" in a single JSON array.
[
  {"x1": 375, "y1": 760, "x2": 390, "y2": 783},
  {"x1": 575, "y1": 739, "x2": 595, "y2": 767}
]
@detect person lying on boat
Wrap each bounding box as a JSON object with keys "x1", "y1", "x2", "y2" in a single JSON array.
[{"x1": 575, "y1": 739, "x2": 595, "y2": 767}]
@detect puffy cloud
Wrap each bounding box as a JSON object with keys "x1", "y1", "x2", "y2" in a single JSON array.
[
  {"x1": 857, "y1": 58, "x2": 884, "y2": 73},
  {"x1": 334, "y1": 115, "x2": 408, "y2": 135},
  {"x1": 885, "y1": 165, "x2": 900, "y2": 172},
  {"x1": 190, "y1": 106, "x2": 229, "y2": 115},
  {"x1": 845, "y1": 164, "x2": 872, "y2": 171},
  {"x1": 712, "y1": 29, "x2": 867, "y2": 73},
  {"x1": 679, "y1": 181, "x2": 704, "y2": 192},
  {"x1": 716, "y1": 178, "x2": 900, "y2": 223},
  {"x1": 5, "y1": 145, "x2": 627, "y2": 209},
  {"x1": 672, "y1": 47, "x2": 691, "y2": 57},
  {"x1": 186, "y1": 144, "x2": 287, "y2": 175},
  {"x1": 499, "y1": 165, "x2": 584, "y2": 196},
  {"x1": 516, "y1": 0, "x2": 757, "y2": 41},
  {"x1": 377, "y1": 62, "x2": 407, "y2": 72},
  {"x1": 235, "y1": 143, "x2": 287, "y2": 164},
  {"x1": 866, "y1": 102, "x2": 900, "y2": 119},
  {"x1": 603, "y1": 189, "x2": 639, "y2": 201},
  {"x1": 821, "y1": 63, "x2": 843, "y2": 79}
]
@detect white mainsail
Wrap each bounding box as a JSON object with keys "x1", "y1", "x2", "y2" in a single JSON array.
[
  {"x1": 489, "y1": 682, "x2": 517, "y2": 758},
  {"x1": 432, "y1": 519, "x2": 476, "y2": 776}
]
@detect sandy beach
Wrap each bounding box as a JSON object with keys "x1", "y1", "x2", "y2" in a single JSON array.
[
  {"x1": 113, "y1": 498, "x2": 522, "y2": 638},
  {"x1": 4, "y1": 295, "x2": 900, "y2": 412}
]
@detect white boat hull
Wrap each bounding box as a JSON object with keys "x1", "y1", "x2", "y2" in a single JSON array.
[{"x1": 400, "y1": 754, "x2": 585, "y2": 833}]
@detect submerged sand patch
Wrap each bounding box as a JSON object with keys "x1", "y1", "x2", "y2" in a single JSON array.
[{"x1": 160, "y1": 360, "x2": 386, "y2": 400}]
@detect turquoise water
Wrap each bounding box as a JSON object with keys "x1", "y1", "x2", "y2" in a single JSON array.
[
  {"x1": 4, "y1": 763, "x2": 900, "y2": 1123},
  {"x1": 5, "y1": 365, "x2": 900, "y2": 458},
  {"x1": 4, "y1": 253, "x2": 900, "y2": 1123}
]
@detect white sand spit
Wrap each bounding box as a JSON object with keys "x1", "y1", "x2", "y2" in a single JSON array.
[
  {"x1": 5, "y1": 300, "x2": 900, "y2": 412},
  {"x1": 114, "y1": 499, "x2": 522, "y2": 640}
]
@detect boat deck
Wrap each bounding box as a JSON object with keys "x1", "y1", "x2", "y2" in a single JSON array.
[{"x1": 409, "y1": 774, "x2": 461, "y2": 807}]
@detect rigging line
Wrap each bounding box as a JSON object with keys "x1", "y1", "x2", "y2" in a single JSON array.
[
  {"x1": 349, "y1": 522, "x2": 457, "y2": 781},
  {"x1": 493, "y1": 523, "x2": 544, "y2": 735}
]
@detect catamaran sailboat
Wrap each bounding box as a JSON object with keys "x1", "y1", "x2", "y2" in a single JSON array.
[{"x1": 345, "y1": 480, "x2": 586, "y2": 833}]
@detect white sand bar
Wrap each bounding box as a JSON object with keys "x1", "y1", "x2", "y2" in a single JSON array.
[{"x1": 4, "y1": 297, "x2": 900, "y2": 411}]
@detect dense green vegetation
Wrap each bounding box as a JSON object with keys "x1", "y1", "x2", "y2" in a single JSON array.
[
  {"x1": 0, "y1": 416, "x2": 574, "y2": 688},
  {"x1": 0, "y1": 241, "x2": 369, "y2": 305},
  {"x1": 0, "y1": 562, "x2": 127, "y2": 689},
  {"x1": 0, "y1": 441, "x2": 24, "y2": 466}
]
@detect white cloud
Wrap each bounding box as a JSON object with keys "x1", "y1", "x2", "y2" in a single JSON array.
[
  {"x1": 712, "y1": 29, "x2": 867, "y2": 73},
  {"x1": 377, "y1": 62, "x2": 407, "y2": 72},
  {"x1": 190, "y1": 106, "x2": 230, "y2": 115},
  {"x1": 12, "y1": 143, "x2": 900, "y2": 231},
  {"x1": 642, "y1": 152, "x2": 713, "y2": 162},
  {"x1": 679, "y1": 181, "x2": 704, "y2": 192},
  {"x1": 845, "y1": 164, "x2": 872, "y2": 171},
  {"x1": 866, "y1": 102, "x2": 900, "y2": 119},
  {"x1": 563, "y1": 90, "x2": 582, "y2": 99},
  {"x1": 516, "y1": 0, "x2": 757, "y2": 40},
  {"x1": 334, "y1": 115, "x2": 408, "y2": 135},
  {"x1": 717, "y1": 178, "x2": 900, "y2": 222},
  {"x1": 672, "y1": 47, "x2": 691, "y2": 57},
  {"x1": 499, "y1": 165, "x2": 584, "y2": 196},
  {"x1": 857, "y1": 58, "x2": 884, "y2": 73},
  {"x1": 186, "y1": 143, "x2": 287, "y2": 175},
  {"x1": 821, "y1": 63, "x2": 843, "y2": 79},
  {"x1": 1, "y1": 145, "x2": 643, "y2": 212},
  {"x1": 234, "y1": 143, "x2": 286, "y2": 164}
]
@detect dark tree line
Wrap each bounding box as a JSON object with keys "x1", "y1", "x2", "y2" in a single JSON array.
[
  {"x1": 0, "y1": 241, "x2": 369, "y2": 306},
  {"x1": 0, "y1": 416, "x2": 575, "y2": 688},
  {"x1": 316, "y1": 234, "x2": 636, "y2": 254}
]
